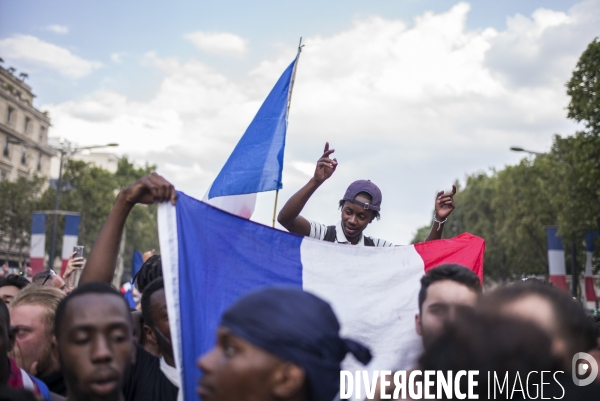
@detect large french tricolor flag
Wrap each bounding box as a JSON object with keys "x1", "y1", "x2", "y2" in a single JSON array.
[
  {"x1": 29, "y1": 213, "x2": 47, "y2": 275},
  {"x1": 60, "y1": 214, "x2": 80, "y2": 276},
  {"x1": 158, "y1": 193, "x2": 485, "y2": 401},
  {"x1": 546, "y1": 227, "x2": 568, "y2": 292}
]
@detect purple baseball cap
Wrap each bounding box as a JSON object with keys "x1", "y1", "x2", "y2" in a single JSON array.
[{"x1": 341, "y1": 180, "x2": 382, "y2": 211}]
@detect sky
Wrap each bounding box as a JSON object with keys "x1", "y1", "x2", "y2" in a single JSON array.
[{"x1": 1, "y1": 0, "x2": 598, "y2": 244}]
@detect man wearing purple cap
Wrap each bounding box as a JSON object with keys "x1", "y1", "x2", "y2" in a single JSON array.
[{"x1": 277, "y1": 142, "x2": 455, "y2": 246}]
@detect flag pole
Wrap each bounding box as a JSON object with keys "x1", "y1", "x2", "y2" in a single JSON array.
[{"x1": 272, "y1": 37, "x2": 304, "y2": 228}]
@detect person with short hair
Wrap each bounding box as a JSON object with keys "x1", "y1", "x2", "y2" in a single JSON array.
[
  {"x1": 0, "y1": 274, "x2": 30, "y2": 305},
  {"x1": 9, "y1": 285, "x2": 66, "y2": 395},
  {"x1": 197, "y1": 286, "x2": 371, "y2": 401},
  {"x1": 419, "y1": 310, "x2": 588, "y2": 399},
  {"x1": 123, "y1": 278, "x2": 178, "y2": 401},
  {"x1": 415, "y1": 264, "x2": 482, "y2": 349},
  {"x1": 77, "y1": 173, "x2": 178, "y2": 401},
  {"x1": 32, "y1": 271, "x2": 69, "y2": 295},
  {"x1": 0, "y1": 301, "x2": 53, "y2": 401},
  {"x1": 482, "y1": 279, "x2": 598, "y2": 371},
  {"x1": 277, "y1": 142, "x2": 456, "y2": 246},
  {"x1": 54, "y1": 282, "x2": 135, "y2": 401}
]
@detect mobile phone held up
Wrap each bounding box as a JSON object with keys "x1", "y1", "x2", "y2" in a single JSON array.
[{"x1": 73, "y1": 245, "x2": 84, "y2": 258}]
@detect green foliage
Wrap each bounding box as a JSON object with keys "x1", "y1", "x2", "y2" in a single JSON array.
[
  {"x1": 547, "y1": 132, "x2": 600, "y2": 240},
  {"x1": 0, "y1": 175, "x2": 46, "y2": 266},
  {"x1": 566, "y1": 38, "x2": 600, "y2": 134},
  {"x1": 36, "y1": 156, "x2": 159, "y2": 279}
]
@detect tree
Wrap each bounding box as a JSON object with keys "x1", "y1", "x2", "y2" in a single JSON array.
[
  {"x1": 18, "y1": 72, "x2": 28, "y2": 82},
  {"x1": 547, "y1": 132, "x2": 600, "y2": 239},
  {"x1": 37, "y1": 157, "x2": 160, "y2": 282},
  {"x1": 566, "y1": 38, "x2": 600, "y2": 134},
  {"x1": 0, "y1": 176, "x2": 45, "y2": 266}
]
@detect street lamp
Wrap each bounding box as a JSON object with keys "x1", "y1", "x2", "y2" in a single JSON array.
[
  {"x1": 47, "y1": 142, "x2": 119, "y2": 270},
  {"x1": 509, "y1": 146, "x2": 544, "y2": 156}
]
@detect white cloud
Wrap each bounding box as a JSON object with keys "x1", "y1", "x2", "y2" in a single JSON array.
[
  {"x1": 0, "y1": 34, "x2": 101, "y2": 78},
  {"x1": 110, "y1": 52, "x2": 125, "y2": 64},
  {"x1": 43, "y1": 0, "x2": 599, "y2": 243},
  {"x1": 43, "y1": 24, "x2": 69, "y2": 34},
  {"x1": 184, "y1": 31, "x2": 248, "y2": 57}
]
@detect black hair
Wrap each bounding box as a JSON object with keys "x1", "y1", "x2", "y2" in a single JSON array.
[
  {"x1": 0, "y1": 301, "x2": 8, "y2": 329},
  {"x1": 54, "y1": 282, "x2": 131, "y2": 339},
  {"x1": 420, "y1": 310, "x2": 565, "y2": 398},
  {"x1": 418, "y1": 264, "x2": 482, "y2": 312},
  {"x1": 133, "y1": 255, "x2": 162, "y2": 293},
  {"x1": 338, "y1": 192, "x2": 381, "y2": 220},
  {"x1": 0, "y1": 274, "x2": 30, "y2": 290},
  {"x1": 141, "y1": 278, "x2": 164, "y2": 327},
  {"x1": 483, "y1": 280, "x2": 598, "y2": 356}
]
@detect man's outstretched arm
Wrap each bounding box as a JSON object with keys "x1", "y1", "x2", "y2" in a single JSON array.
[
  {"x1": 424, "y1": 185, "x2": 456, "y2": 242},
  {"x1": 277, "y1": 142, "x2": 337, "y2": 236},
  {"x1": 79, "y1": 173, "x2": 176, "y2": 285}
]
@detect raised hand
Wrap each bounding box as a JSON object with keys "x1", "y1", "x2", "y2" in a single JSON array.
[
  {"x1": 434, "y1": 184, "x2": 456, "y2": 220},
  {"x1": 313, "y1": 142, "x2": 338, "y2": 184},
  {"x1": 63, "y1": 251, "x2": 85, "y2": 279},
  {"x1": 121, "y1": 173, "x2": 177, "y2": 206}
]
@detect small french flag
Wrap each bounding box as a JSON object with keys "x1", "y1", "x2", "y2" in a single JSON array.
[
  {"x1": 546, "y1": 227, "x2": 568, "y2": 292},
  {"x1": 60, "y1": 215, "x2": 81, "y2": 276},
  {"x1": 29, "y1": 213, "x2": 46, "y2": 275},
  {"x1": 584, "y1": 232, "x2": 598, "y2": 302}
]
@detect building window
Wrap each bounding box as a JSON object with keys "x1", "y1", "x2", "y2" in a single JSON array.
[
  {"x1": 37, "y1": 152, "x2": 42, "y2": 171},
  {"x1": 39, "y1": 126, "x2": 45, "y2": 141},
  {"x1": 25, "y1": 117, "x2": 31, "y2": 132},
  {"x1": 7, "y1": 107, "x2": 14, "y2": 124},
  {"x1": 0, "y1": 170, "x2": 7, "y2": 181},
  {"x1": 21, "y1": 146, "x2": 27, "y2": 165},
  {"x1": 3, "y1": 138, "x2": 9, "y2": 157}
]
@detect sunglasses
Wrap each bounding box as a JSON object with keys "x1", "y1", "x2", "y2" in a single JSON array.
[{"x1": 42, "y1": 269, "x2": 56, "y2": 286}]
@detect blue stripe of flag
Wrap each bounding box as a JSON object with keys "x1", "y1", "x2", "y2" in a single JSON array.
[
  {"x1": 64, "y1": 214, "x2": 80, "y2": 236},
  {"x1": 31, "y1": 213, "x2": 46, "y2": 235},
  {"x1": 176, "y1": 192, "x2": 303, "y2": 401},
  {"x1": 546, "y1": 227, "x2": 563, "y2": 251}
]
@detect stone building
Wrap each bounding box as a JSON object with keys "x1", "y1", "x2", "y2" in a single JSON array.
[
  {"x1": 0, "y1": 66, "x2": 54, "y2": 181},
  {"x1": 0, "y1": 65, "x2": 55, "y2": 268}
]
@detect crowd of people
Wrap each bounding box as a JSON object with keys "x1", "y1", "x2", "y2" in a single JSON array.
[{"x1": 0, "y1": 146, "x2": 599, "y2": 401}]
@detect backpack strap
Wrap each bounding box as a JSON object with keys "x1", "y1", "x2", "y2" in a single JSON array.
[
  {"x1": 363, "y1": 236, "x2": 375, "y2": 247},
  {"x1": 323, "y1": 225, "x2": 337, "y2": 242}
]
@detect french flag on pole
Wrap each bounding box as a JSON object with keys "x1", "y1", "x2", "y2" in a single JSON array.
[
  {"x1": 202, "y1": 57, "x2": 299, "y2": 218},
  {"x1": 60, "y1": 214, "x2": 80, "y2": 276},
  {"x1": 546, "y1": 227, "x2": 568, "y2": 292},
  {"x1": 158, "y1": 194, "x2": 485, "y2": 401},
  {"x1": 584, "y1": 231, "x2": 598, "y2": 302},
  {"x1": 29, "y1": 213, "x2": 46, "y2": 275}
]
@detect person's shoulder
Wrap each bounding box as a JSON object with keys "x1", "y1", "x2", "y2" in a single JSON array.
[
  {"x1": 365, "y1": 236, "x2": 394, "y2": 247},
  {"x1": 134, "y1": 343, "x2": 160, "y2": 366},
  {"x1": 307, "y1": 220, "x2": 329, "y2": 240}
]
